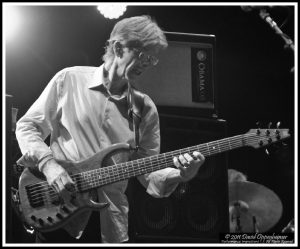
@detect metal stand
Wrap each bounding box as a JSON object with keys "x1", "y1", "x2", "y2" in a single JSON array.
[{"x1": 259, "y1": 9, "x2": 294, "y2": 72}]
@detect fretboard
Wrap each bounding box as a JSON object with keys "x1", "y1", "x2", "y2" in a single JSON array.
[{"x1": 73, "y1": 133, "x2": 249, "y2": 192}]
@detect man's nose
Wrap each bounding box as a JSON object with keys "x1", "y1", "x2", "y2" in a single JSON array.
[{"x1": 140, "y1": 60, "x2": 151, "y2": 68}]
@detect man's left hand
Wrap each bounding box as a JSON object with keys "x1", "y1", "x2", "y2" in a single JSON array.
[{"x1": 173, "y1": 151, "x2": 205, "y2": 182}]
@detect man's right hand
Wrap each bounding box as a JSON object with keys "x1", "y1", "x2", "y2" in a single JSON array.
[{"x1": 41, "y1": 159, "x2": 76, "y2": 202}]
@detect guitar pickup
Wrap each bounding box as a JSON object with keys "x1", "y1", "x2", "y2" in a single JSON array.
[{"x1": 25, "y1": 184, "x2": 44, "y2": 208}]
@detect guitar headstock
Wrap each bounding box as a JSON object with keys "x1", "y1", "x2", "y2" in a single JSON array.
[{"x1": 245, "y1": 127, "x2": 290, "y2": 149}]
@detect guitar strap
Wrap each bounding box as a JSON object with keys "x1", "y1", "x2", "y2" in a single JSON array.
[{"x1": 127, "y1": 82, "x2": 145, "y2": 151}]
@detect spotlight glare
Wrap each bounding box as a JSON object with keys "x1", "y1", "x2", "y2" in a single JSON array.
[
  {"x1": 97, "y1": 4, "x2": 127, "y2": 19},
  {"x1": 4, "y1": 6, "x2": 22, "y2": 42}
]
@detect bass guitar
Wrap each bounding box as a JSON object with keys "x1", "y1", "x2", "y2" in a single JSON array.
[{"x1": 16, "y1": 127, "x2": 290, "y2": 232}]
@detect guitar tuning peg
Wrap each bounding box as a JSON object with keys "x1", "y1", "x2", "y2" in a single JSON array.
[
  {"x1": 256, "y1": 121, "x2": 261, "y2": 129},
  {"x1": 256, "y1": 121, "x2": 261, "y2": 134},
  {"x1": 268, "y1": 122, "x2": 273, "y2": 129},
  {"x1": 276, "y1": 121, "x2": 281, "y2": 128},
  {"x1": 265, "y1": 148, "x2": 270, "y2": 155}
]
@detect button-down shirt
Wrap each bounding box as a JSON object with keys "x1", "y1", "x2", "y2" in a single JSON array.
[{"x1": 16, "y1": 65, "x2": 179, "y2": 243}]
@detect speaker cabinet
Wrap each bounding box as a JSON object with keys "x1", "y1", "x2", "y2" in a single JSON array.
[
  {"x1": 137, "y1": 32, "x2": 217, "y2": 118},
  {"x1": 127, "y1": 114, "x2": 229, "y2": 243}
]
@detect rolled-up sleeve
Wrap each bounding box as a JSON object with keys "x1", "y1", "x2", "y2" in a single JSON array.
[
  {"x1": 134, "y1": 95, "x2": 179, "y2": 198},
  {"x1": 15, "y1": 70, "x2": 65, "y2": 170}
]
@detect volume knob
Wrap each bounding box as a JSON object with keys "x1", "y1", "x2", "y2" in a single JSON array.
[
  {"x1": 38, "y1": 218, "x2": 44, "y2": 225},
  {"x1": 56, "y1": 213, "x2": 63, "y2": 219},
  {"x1": 62, "y1": 206, "x2": 70, "y2": 214},
  {"x1": 47, "y1": 217, "x2": 53, "y2": 222},
  {"x1": 30, "y1": 215, "x2": 37, "y2": 221}
]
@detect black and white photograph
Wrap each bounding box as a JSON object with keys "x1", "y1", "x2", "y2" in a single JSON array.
[{"x1": 3, "y1": 2, "x2": 297, "y2": 246}]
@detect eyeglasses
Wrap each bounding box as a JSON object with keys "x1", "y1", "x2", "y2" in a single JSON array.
[
  {"x1": 133, "y1": 49, "x2": 159, "y2": 66},
  {"x1": 108, "y1": 40, "x2": 160, "y2": 66}
]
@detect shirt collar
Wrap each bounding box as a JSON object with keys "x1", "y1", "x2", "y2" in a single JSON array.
[
  {"x1": 88, "y1": 64, "x2": 107, "y2": 89},
  {"x1": 88, "y1": 64, "x2": 129, "y2": 100}
]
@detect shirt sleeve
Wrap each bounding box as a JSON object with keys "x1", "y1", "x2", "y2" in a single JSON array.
[
  {"x1": 134, "y1": 95, "x2": 179, "y2": 198},
  {"x1": 15, "y1": 69, "x2": 66, "y2": 171}
]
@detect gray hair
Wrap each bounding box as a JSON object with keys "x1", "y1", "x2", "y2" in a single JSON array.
[{"x1": 102, "y1": 15, "x2": 168, "y2": 64}]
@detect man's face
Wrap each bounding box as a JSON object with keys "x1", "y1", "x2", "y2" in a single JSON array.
[{"x1": 117, "y1": 44, "x2": 160, "y2": 81}]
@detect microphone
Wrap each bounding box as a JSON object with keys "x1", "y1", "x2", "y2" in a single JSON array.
[{"x1": 241, "y1": 6, "x2": 273, "y2": 12}]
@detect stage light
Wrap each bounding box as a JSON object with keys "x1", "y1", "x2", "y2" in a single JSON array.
[
  {"x1": 97, "y1": 4, "x2": 127, "y2": 19},
  {"x1": 4, "y1": 6, "x2": 22, "y2": 42}
]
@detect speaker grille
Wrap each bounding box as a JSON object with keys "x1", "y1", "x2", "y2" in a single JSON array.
[
  {"x1": 139, "y1": 196, "x2": 178, "y2": 232},
  {"x1": 182, "y1": 190, "x2": 219, "y2": 233}
]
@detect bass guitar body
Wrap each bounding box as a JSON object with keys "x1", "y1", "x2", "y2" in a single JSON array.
[{"x1": 18, "y1": 143, "x2": 131, "y2": 233}]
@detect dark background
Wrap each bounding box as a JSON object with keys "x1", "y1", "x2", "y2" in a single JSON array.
[{"x1": 5, "y1": 4, "x2": 295, "y2": 243}]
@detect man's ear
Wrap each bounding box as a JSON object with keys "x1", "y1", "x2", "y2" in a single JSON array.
[{"x1": 113, "y1": 41, "x2": 123, "y2": 58}]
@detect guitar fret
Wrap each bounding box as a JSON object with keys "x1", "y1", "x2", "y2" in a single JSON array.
[
  {"x1": 84, "y1": 171, "x2": 92, "y2": 190},
  {"x1": 208, "y1": 141, "x2": 218, "y2": 155},
  {"x1": 106, "y1": 167, "x2": 111, "y2": 182},
  {"x1": 132, "y1": 160, "x2": 139, "y2": 176},
  {"x1": 130, "y1": 160, "x2": 135, "y2": 176},
  {"x1": 162, "y1": 153, "x2": 168, "y2": 169},
  {"x1": 157, "y1": 154, "x2": 163, "y2": 170},
  {"x1": 143, "y1": 157, "x2": 151, "y2": 174},
  {"x1": 150, "y1": 156, "x2": 154, "y2": 172},
  {"x1": 90, "y1": 171, "x2": 95, "y2": 188},
  {"x1": 89, "y1": 172, "x2": 94, "y2": 189},
  {"x1": 110, "y1": 166, "x2": 116, "y2": 182},
  {"x1": 118, "y1": 163, "x2": 124, "y2": 181},
  {"x1": 143, "y1": 157, "x2": 149, "y2": 174},
  {"x1": 139, "y1": 158, "x2": 145, "y2": 174},
  {"x1": 122, "y1": 162, "x2": 128, "y2": 178},
  {"x1": 227, "y1": 138, "x2": 232, "y2": 150},
  {"x1": 129, "y1": 161, "x2": 134, "y2": 178},
  {"x1": 151, "y1": 155, "x2": 158, "y2": 172},
  {"x1": 217, "y1": 141, "x2": 221, "y2": 153},
  {"x1": 206, "y1": 143, "x2": 211, "y2": 156},
  {"x1": 92, "y1": 170, "x2": 98, "y2": 187},
  {"x1": 122, "y1": 162, "x2": 129, "y2": 180},
  {"x1": 158, "y1": 153, "x2": 166, "y2": 170},
  {"x1": 112, "y1": 165, "x2": 118, "y2": 181},
  {"x1": 117, "y1": 164, "x2": 123, "y2": 181}
]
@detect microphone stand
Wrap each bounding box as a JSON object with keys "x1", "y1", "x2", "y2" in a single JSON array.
[{"x1": 258, "y1": 8, "x2": 294, "y2": 72}]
